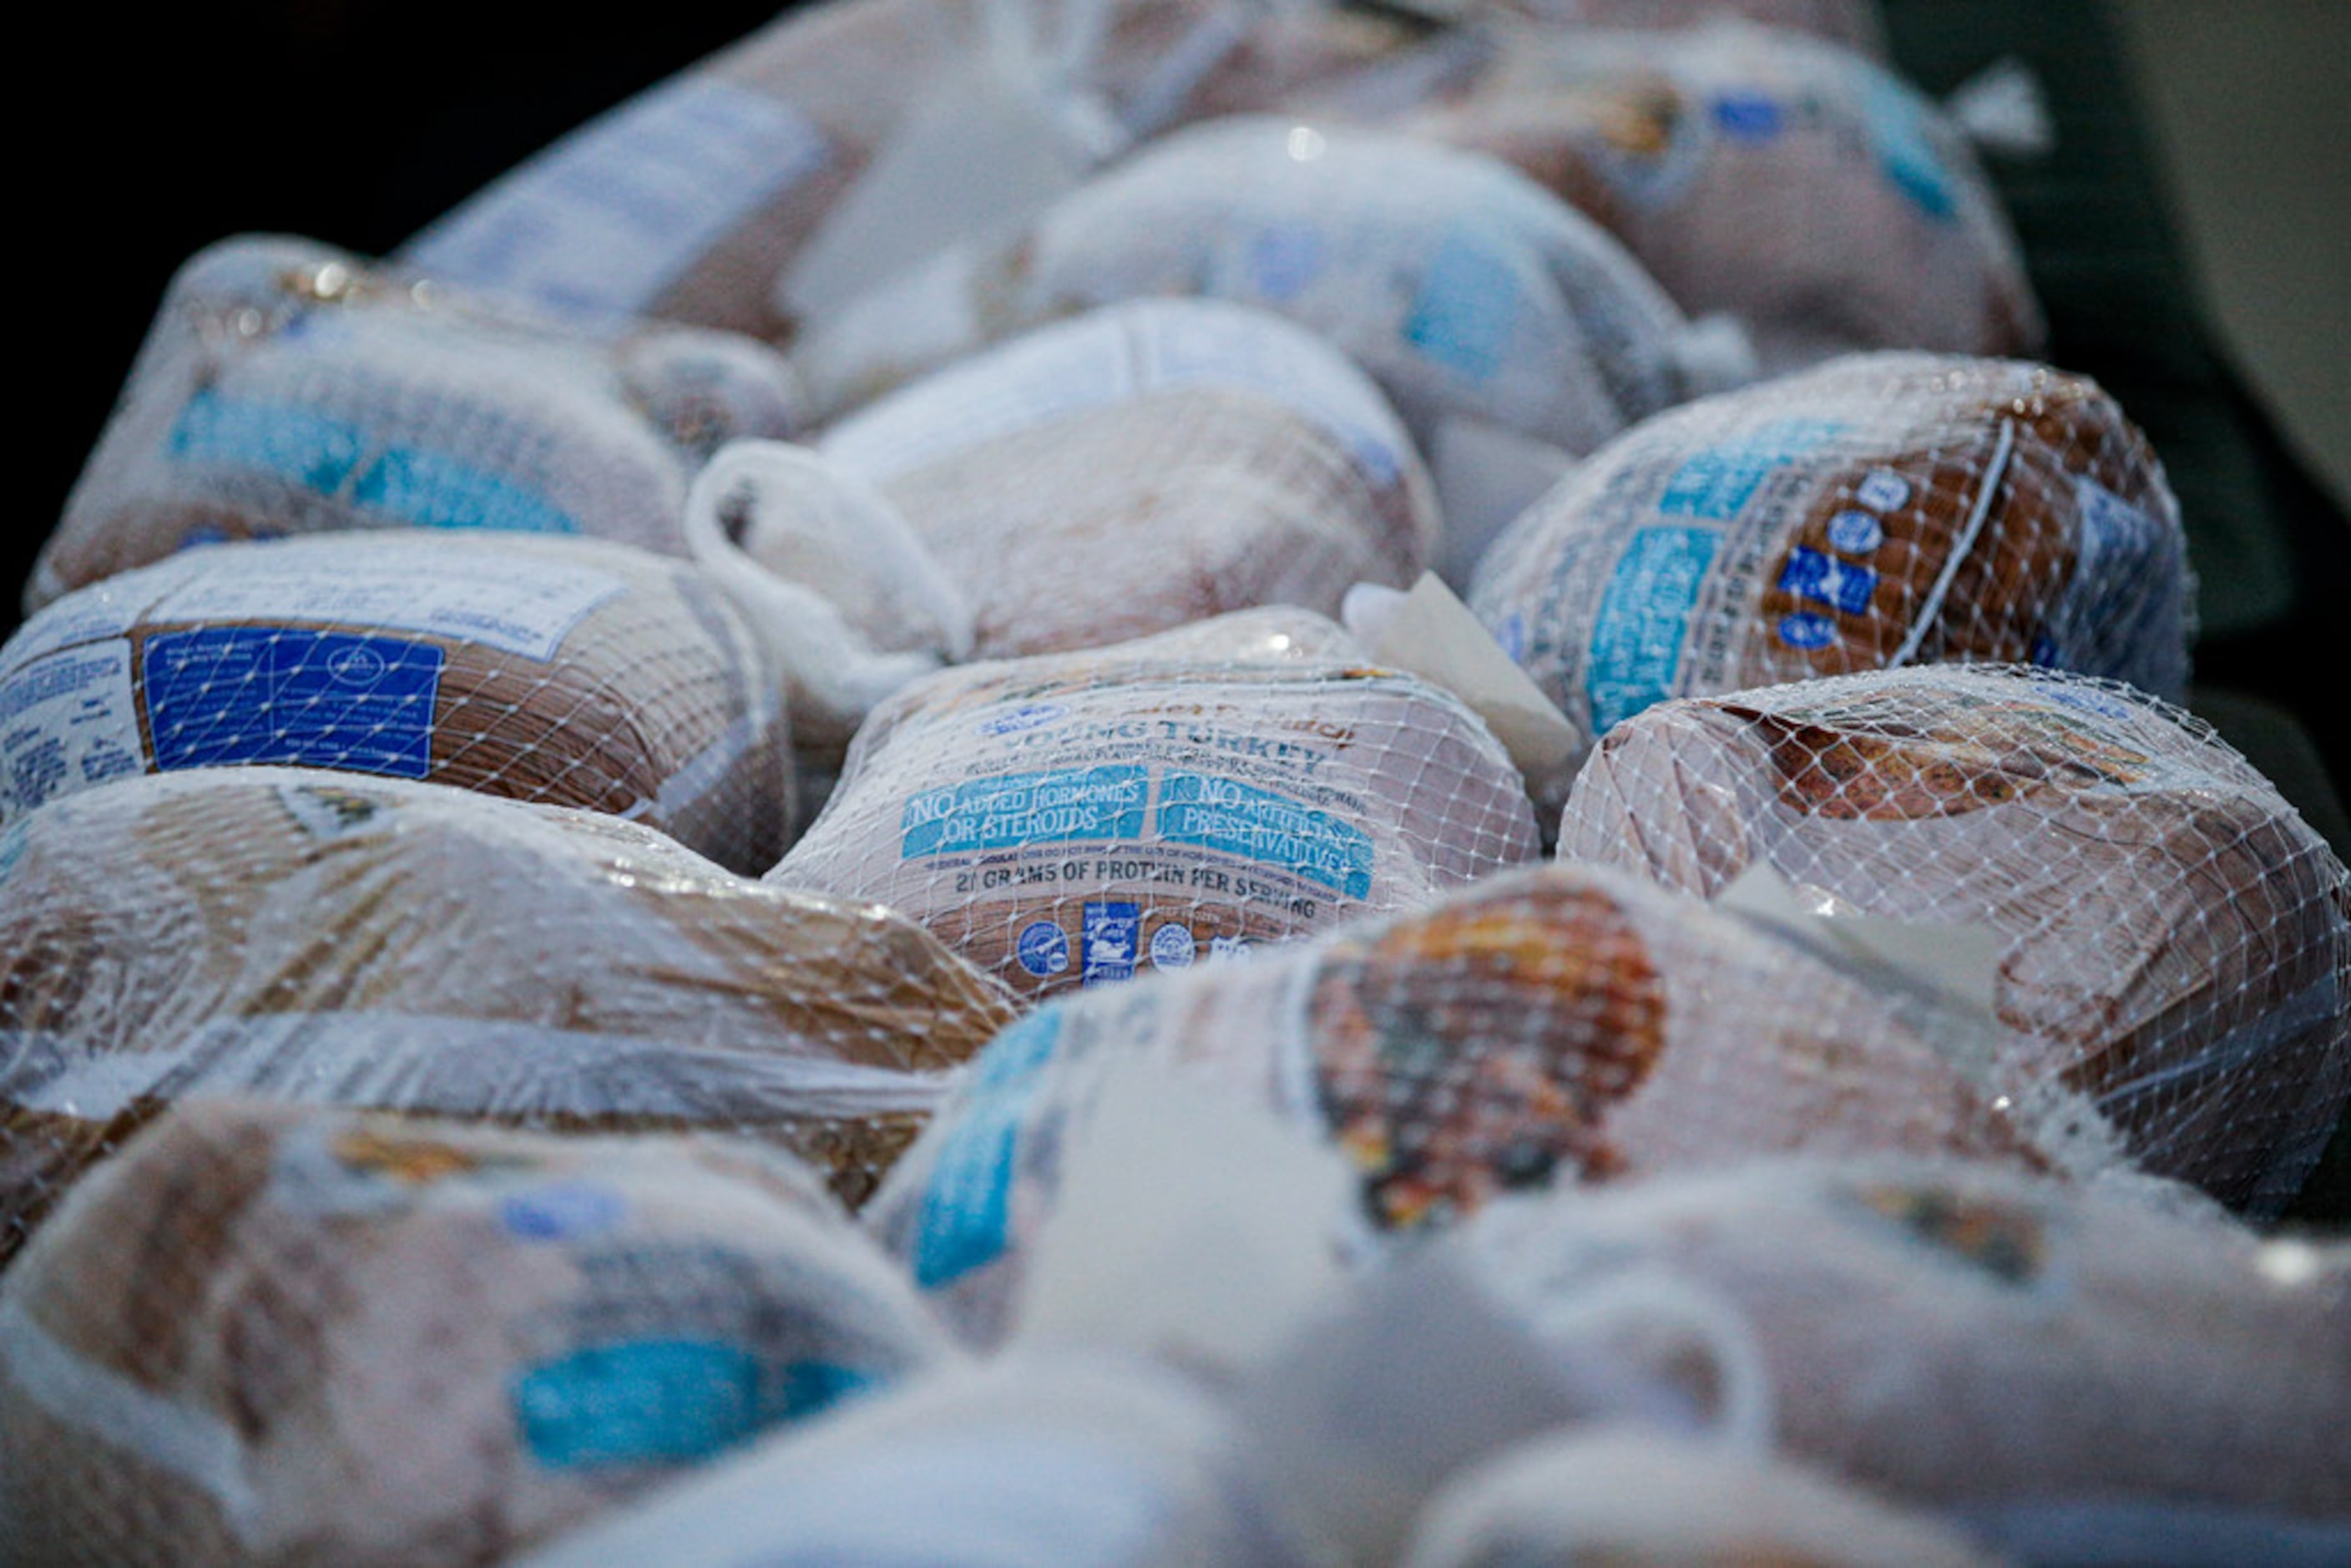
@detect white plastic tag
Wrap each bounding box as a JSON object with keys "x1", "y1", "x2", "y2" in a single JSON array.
[
  {"x1": 1716, "y1": 862, "x2": 2004, "y2": 1024},
  {"x1": 1345, "y1": 573, "x2": 1580, "y2": 787}
]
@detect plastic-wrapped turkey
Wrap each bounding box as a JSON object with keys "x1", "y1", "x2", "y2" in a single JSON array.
[
  {"x1": 0, "y1": 534, "x2": 794, "y2": 873},
  {"x1": 0, "y1": 1102, "x2": 955, "y2": 1566},
  {"x1": 814, "y1": 300, "x2": 1438, "y2": 658},
  {"x1": 1464, "y1": 1158, "x2": 2351, "y2": 1529},
  {"x1": 33, "y1": 236, "x2": 801, "y2": 611},
  {"x1": 769, "y1": 609, "x2": 1542, "y2": 1002},
  {"x1": 1559, "y1": 665, "x2": 2351, "y2": 1213},
  {"x1": 401, "y1": 0, "x2": 1433, "y2": 340},
  {"x1": 795, "y1": 115, "x2": 1747, "y2": 459},
  {"x1": 1471, "y1": 353, "x2": 2191, "y2": 794},
  {"x1": 1494, "y1": 0, "x2": 1887, "y2": 57},
  {"x1": 865, "y1": 858, "x2": 2091, "y2": 1343},
  {"x1": 0, "y1": 766, "x2": 1019, "y2": 1263},
  {"x1": 1398, "y1": 20, "x2": 2041, "y2": 370}
]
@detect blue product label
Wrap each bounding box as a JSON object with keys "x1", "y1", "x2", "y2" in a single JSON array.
[
  {"x1": 1149, "y1": 922, "x2": 1196, "y2": 971},
  {"x1": 976, "y1": 703, "x2": 1066, "y2": 737},
  {"x1": 500, "y1": 1183, "x2": 625, "y2": 1242},
  {"x1": 1862, "y1": 74, "x2": 1957, "y2": 221},
  {"x1": 513, "y1": 1340, "x2": 875, "y2": 1471},
  {"x1": 169, "y1": 389, "x2": 579, "y2": 534},
  {"x1": 1826, "y1": 508, "x2": 1885, "y2": 554},
  {"x1": 1711, "y1": 93, "x2": 1784, "y2": 142},
  {"x1": 1777, "y1": 612, "x2": 1838, "y2": 650},
  {"x1": 911, "y1": 1009, "x2": 1065, "y2": 1290},
  {"x1": 0, "y1": 821, "x2": 25, "y2": 887},
  {"x1": 1080, "y1": 901, "x2": 1140, "y2": 987},
  {"x1": 899, "y1": 766, "x2": 1147, "y2": 859},
  {"x1": 1402, "y1": 228, "x2": 1522, "y2": 385},
  {"x1": 1776, "y1": 546, "x2": 1879, "y2": 615},
  {"x1": 141, "y1": 627, "x2": 444, "y2": 779},
  {"x1": 1657, "y1": 419, "x2": 1843, "y2": 521},
  {"x1": 1155, "y1": 773, "x2": 1374, "y2": 899},
  {"x1": 1586, "y1": 526, "x2": 1718, "y2": 734},
  {"x1": 1015, "y1": 920, "x2": 1071, "y2": 979}
]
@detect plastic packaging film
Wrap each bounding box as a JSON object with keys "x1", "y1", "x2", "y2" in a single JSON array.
[
  {"x1": 793, "y1": 115, "x2": 1746, "y2": 453},
  {"x1": 1494, "y1": 0, "x2": 1888, "y2": 57},
  {"x1": 1463, "y1": 1157, "x2": 2351, "y2": 1519},
  {"x1": 0, "y1": 766, "x2": 1022, "y2": 1266},
  {"x1": 1558, "y1": 663, "x2": 2351, "y2": 1214},
  {"x1": 1393, "y1": 19, "x2": 2042, "y2": 371},
  {"x1": 817, "y1": 299, "x2": 1439, "y2": 657},
  {"x1": 770, "y1": 608, "x2": 1544, "y2": 1004},
  {"x1": 1470, "y1": 352, "x2": 2192, "y2": 800},
  {"x1": 397, "y1": 0, "x2": 1437, "y2": 342},
  {"x1": 0, "y1": 534, "x2": 795, "y2": 874},
  {"x1": 33, "y1": 237, "x2": 804, "y2": 612},
  {"x1": 862, "y1": 857, "x2": 2106, "y2": 1344},
  {"x1": 0, "y1": 1102, "x2": 955, "y2": 1566}
]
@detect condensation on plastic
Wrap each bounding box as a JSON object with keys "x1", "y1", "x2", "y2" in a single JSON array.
[
  {"x1": 1470, "y1": 352, "x2": 2192, "y2": 798},
  {"x1": 0, "y1": 1101, "x2": 955, "y2": 1567},
  {"x1": 862, "y1": 857, "x2": 2100, "y2": 1344},
  {"x1": 1396, "y1": 20, "x2": 2044, "y2": 370},
  {"x1": 1464, "y1": 1156, "x2": 2351, "y2": 1519},
  {"x1": 794, "y1": 115, "x2": 1745, "y2": 454},
  {"x1": 33, "y1": 237, "x2": 803, "y2": 613},
  {"x1": 817, "y1": 299, "x2": 1439, "y2": 657},
  {"x1": 513, "y1": 1350, "x2": 1302, "y2": 1568},
  {"x1": 397, "y1": 0, "x2": 1435, "y2": 342},
  {"x1": 1558, "y1": 664, "x2": 2351, "y2": 1215},
  {"x1": 0, "y1": 766, "x2": 1022, "y2": 1265},
  {"x1": 0, "y1": 534, "x2": 795, "y2": 874},
  {"x1": 1401, "y1": 1430, "x2": 1998, "y2": 1568},
  {"x1": 769, "y1": 608, "x2": 1543, "y2": 1003}
]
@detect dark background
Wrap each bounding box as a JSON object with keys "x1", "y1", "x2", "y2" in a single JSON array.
[{"x1": 22, "y1": 2, "x2": 2348, "y2": 1216}]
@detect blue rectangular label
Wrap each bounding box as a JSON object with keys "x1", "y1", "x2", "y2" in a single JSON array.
[
  {"x1": 1402, "y1": 228, "x2": 1521, "y2": 385},
  {"x1": 169, "y1": 389, "x2": 579, "y2": 534},
  {"x1": 142, "y1": 627, "x2": 443, "y2": 779},
  {"x1": 1776, "y1": 546, "x2": 1879, "y2": 615},
  {"x1": 1657, "y1": 418, "x2": 1843, "y2": 521},
  {"x1": 912, "y1": 1010, "x2": 1065, "y2": 1290},
  {"x1": 899, "y1": 766, "x2": 1147, "y2": 859},
  {"x1": 1587, "y1": 526, "x2": 1718, "y2": 735},
  {"x1": 1081, "y1": 901, "x2": 1140, "y2": 986},
  {"x1": 1155, "y1": 772, "x2": 1374, "y2": 899}
]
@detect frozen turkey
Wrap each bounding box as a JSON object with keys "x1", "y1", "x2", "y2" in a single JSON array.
[
  {"x1": 769, "y1": 609, "x2": 1542, "y2": 1002},
  {"x1": 0, "y1": 766, "x2": 1019, "y2": 1263},
  {"x1": 0, "y1": 1101, "x2": 953, "y2": 1566},
  {"x1": 1558, "y1": 665, "x2": 2351, "y2": 1213},
  {"x1": 34, "y1": 235, "x2": 801, "y2": 609},
  {"x1": 817, "y1": 299, "x2": 1438, "y2": 657},
  {"x1": 0, "y1": 533, "x2": 793, "y2": 873}
]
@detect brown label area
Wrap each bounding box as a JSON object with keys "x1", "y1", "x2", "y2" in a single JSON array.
[{"x1": 1306, "y1": 883, "x2": 1667, "y2": 1228}]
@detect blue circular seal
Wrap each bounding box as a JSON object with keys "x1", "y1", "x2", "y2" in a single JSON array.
[
  {"x1": 1016, "y1": 920, "x2": 1070, "y2": 978},
  {"x1": 1826, "y1": 508, "x2": 1884, "y2": 555},
  {"x1": 1148, "y1": 923, "x2": 1196, "y2": 970}
]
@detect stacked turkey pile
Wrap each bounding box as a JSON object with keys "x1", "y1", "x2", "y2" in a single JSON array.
[{"x1": 4, "y1": 3, "x2": 2343, "y2": 1565}]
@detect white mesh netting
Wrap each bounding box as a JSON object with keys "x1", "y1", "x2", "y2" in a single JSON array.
[
  {"x1": 815, "y1": 299, "x2": 1438, "y2": 658},
  {"x1": 1557, "y1": 663, "x2": 2351, "y2": 1213},
  {"x1": 0, "y1": 1101, "x2": 955, "y2": 1565},
  {"x1": 1390, "y1": 19, "x2": 2042, "y2": 370},
  {"x1": 1470, "y1": 351, "x2": 2192, "y2": 795},
  {"x1": 862, "y1": 856, "x2": 2103, "y2": 1344},
  {"x1": 770, "y1": 608, "x2": 1544, "y2": 1004},
  {"x1": 0, "y1": 534, "x2": 795, "y2": 874},
  {"x1": 0, "y1": 766, "x2": 1020, "y2": 1267},
  {"x1": 795, "y1": 114, "x2": 1737, "y2": 451},
  {"x1": 35, "y1": 237, "x2": 803, "y2": 612}
]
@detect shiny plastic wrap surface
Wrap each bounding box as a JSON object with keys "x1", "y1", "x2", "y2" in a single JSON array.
[
  {"x1": 865, "y1": 859, "x2": 2087, "y2": 1343},
  {"x1": 34, "y1": 237, "x2": 801, "y2": 611},
  {"x1": 1558, "y1": 664, "x2": 2351, "y2": 1213},
  {"x1": 0, "y1": 767, "x2": 1022, "y2": 1263},
  {"x1": 1471, "y1": 352, "x2": 2191, "y2": 792},
  {"x1": 0, "y1": 534, "x2": 793, "y2": 873},
  {"x1": 796, "y1": 115, "x2": 1735, "y2": 454},
  {"x1": 817, "y1": 300, "x2": 1437, "y2": 658},
  {"x1": 0, "y1": 1101, "x2": 953, "y2": 1566},
  {"x1": 770, "y1": 609, "x2": 1543, "y2": 1001},
  {"x1": 1466, "y1": 1158, "x2": 2351, "y2": 1518},
  {"x1": 1402, "y1": 21, "x2": 2040, "y2": 369}
]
